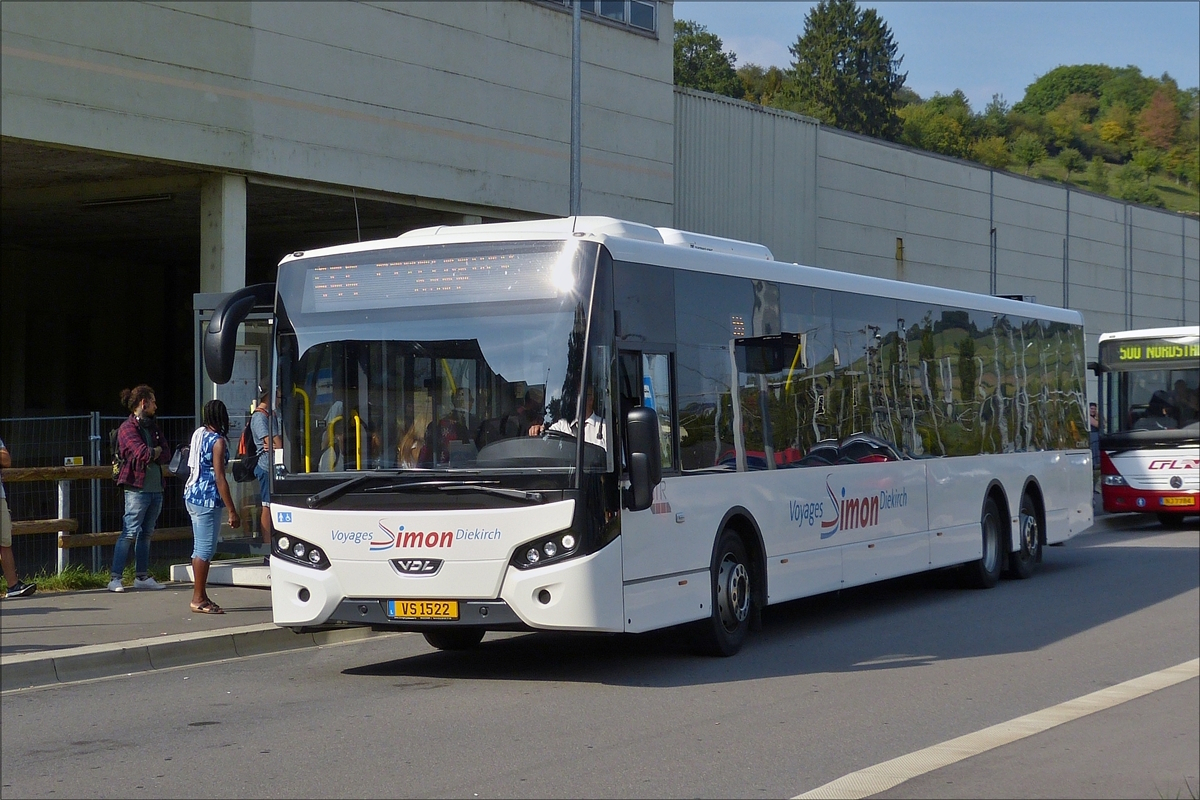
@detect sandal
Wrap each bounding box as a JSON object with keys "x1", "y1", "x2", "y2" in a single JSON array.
[{"x1": 190, "y1": 600, "x2": 225, "y2": 615}]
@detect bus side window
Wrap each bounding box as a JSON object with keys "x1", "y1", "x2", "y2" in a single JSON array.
[
  {"x1": 641, "y1": 353, "x2": 674, "y2": 472},
  {"x1": 619, "y1": 351, "x2": 675, "y2": 472}
]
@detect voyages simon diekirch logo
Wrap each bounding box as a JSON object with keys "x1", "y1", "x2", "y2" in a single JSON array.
[{"x1": 788, "y1": 475, "x2": 909, "y2": 539}]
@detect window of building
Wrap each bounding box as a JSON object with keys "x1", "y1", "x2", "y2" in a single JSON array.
[{"x1": 536, "y1": 0, "x2": 658, "y2": 35}]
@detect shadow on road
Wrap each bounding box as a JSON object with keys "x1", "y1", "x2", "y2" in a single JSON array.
[{"x1": 343, "y1": 517, "x2": 1198, "y2": 687}]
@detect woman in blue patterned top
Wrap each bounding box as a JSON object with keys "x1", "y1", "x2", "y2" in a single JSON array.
[{"x1": 183, "y1": 400, "x2": 242, "y2": 614}]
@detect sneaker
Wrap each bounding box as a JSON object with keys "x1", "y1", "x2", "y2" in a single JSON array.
[
  {"x1": 133, "y1": 576, "x2": 165, "y2": 591},
  {"x1": 107, "y1": 578, "x2": 126, "y2": 593},
  {"x1": 5, "y1": 581, "x2": 36, "y2": 598}
]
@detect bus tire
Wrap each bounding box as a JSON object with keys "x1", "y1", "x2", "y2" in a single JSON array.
[
  {"x1": 1005, "y1": 492, "x2": 1041, "y2": 580},
  {"x1": 1157, "y1": 513, "x2": 1189, "y2": 528},
  {"x1": 422, "y1": 628, "x2": 485, "y2": 651},
  {"x1": 695, "y1": 529, "x2": 752, "y2": 657},
  {"x1": 964, "y1": 497, "x2": 1002, "y2": 589}
]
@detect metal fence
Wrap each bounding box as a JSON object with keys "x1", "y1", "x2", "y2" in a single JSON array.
[{"x1": 1, "y1": 414, "x2": 198, "y2": 575}]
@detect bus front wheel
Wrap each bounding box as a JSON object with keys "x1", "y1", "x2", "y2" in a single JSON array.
[
  {"x1": 695, "y1": 529, "x2": 752, "y2": 657},
  {"x1": 964, "y1": 497, "x2": 1002, "y2": 589},
  {"x1": 422, "y1": 628, "x2": 485, "y2": 651}
]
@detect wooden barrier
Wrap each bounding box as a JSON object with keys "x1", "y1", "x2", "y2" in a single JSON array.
[
  {"x1": 58, "y1": 526, "x2": 194, "y2": 549},
  {"x1": 0, "y1": 464, "x2": 194, "y2": 572}
]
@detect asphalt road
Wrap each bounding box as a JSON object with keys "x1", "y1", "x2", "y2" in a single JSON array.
[{"x1": 2, "y1": 512, "x2": 1197, "y2": 799}]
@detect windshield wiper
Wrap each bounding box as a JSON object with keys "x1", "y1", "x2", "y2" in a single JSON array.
[
  {"x1": 438, "y1": 484, "x2": 545, "y2": 503},
  {"x1": 306, "y1": 473, "x2": 376, "y2": 508},
  {"x1": 363, "y1": 479, "x2": 546, "y2": 503}
]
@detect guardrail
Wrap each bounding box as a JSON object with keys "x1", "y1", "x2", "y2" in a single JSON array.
[{"x1": 2, "y1": 465, "x2": 192, "y2": 574}]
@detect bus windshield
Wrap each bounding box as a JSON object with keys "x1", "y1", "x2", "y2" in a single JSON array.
[
  {"x1": 273, "y1": 239, "x2": 612, "y2": 475},
  {"x1": 1097, "y1": 330, "x2": 1200, "y2": 443}
]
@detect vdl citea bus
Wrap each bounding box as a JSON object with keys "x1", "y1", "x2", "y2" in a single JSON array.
[
  {"x1": 204, "y1": 216, "x2": 1094, "y2": 656},
  {"x1": 1093, "y1": 326, "x2": 1200, "y2": 526}
]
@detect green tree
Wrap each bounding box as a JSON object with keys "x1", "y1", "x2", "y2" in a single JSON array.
[
  {"x1": 979, "y1": 93, "x2": 1011, "y2": 139},
  {"x1": 1010, "y1": 132, "x2": 1047, "y2": 175},
  {"x1": 1045, "y1": 93, "x2": 1098, "y2": 150},
  {"x1": 1131, "y1": 148, "x2": 1161, "y2": 179},
  {"x1": 673, "y1": 20, "x2": 743, "y2": 98},
  {"x1": 1057, "y1": 147, "x2": 1085, "y2": 180},
  {"x1": 737, "y1": 63, "x2": 787, "y2": 106},
  {"x1": 1113, "y1": 162, "x2": 1164, "y2": 206},
  {"x1": 1099, "y1": 65, "x2": 1156, "y2": 113},
  {"x1": 970, "y1": 136, "x2": 1010, "y2": 169},
  {"x1": 899, "y1": 97, "x2": 969, "y2": 157},
  {"x1": 1086, "y1": 155, "x2": 1109, "y2": 192},
  {"x1": 783, "y1": 0, "x2": 907, "y2": 140},
  {"x1": 1015, "y1": 64, "x2": 1112, "y2": 115}
]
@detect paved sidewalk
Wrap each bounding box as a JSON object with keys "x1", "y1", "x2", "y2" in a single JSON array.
[{"x1": 0, "y1": 571, "x2": 378, "y2": 692}]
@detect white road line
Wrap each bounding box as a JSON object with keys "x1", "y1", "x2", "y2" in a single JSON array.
[{"x1": 794, "y1": 658, "x2": 1200, "y2": 800}]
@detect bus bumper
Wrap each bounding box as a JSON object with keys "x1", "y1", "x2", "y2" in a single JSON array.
[
  {"x1": 1102, "y1": 485, "x2": 1199, "y2": 515},
  {"x1": 269, "y1": 536, "x2": 625, "y2": 632}
]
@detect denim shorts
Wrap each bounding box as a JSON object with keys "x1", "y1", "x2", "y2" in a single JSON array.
[
  {"x1": 254, "y1": 463, "x2": 270, "y2": 506},
  {"x1": 187, "y1": 501, "x2": 222, "y2": 562}
]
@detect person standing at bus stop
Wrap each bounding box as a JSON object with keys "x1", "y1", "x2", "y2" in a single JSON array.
[
  {"x1": 184, "y1": 399, "x2": 241, "y2": 614},
  {"x1": 250, "y1": 387, "x2": 282, "y2": 563},
  {"x1": 110, "y1": 385, "x2": 170, "y2": 592},
  {"x1": 1, "y1": 437, "x2": 36, "y2": 598}
]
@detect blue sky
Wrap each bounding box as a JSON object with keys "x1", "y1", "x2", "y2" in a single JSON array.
[{"x1": 671, "y1": 2, "x2": 1200, "y2": 111}]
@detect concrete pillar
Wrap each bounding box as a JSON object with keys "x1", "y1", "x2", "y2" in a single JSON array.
[{"x1": 200, "y1": 174, "x2": 247, "y2": 294}]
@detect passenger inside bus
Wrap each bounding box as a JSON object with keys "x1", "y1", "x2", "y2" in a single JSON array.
[
  {"x1": 1172, "y1": 379, "x2": 1199, "y2": 426},
  {"x1": 1133, "y1": 391, "x2": 1178, "y2": 430}
]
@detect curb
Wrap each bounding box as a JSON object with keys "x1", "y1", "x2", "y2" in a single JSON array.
[{"x1": 1, "y1": 623, "x2": 389, "y2": 692}]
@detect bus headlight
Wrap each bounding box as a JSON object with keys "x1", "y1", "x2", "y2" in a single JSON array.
[
  {"x1": 273, "y1": 533, "x2": 330, "y2": 570},
  {"x1": 511, "y1": 531, "x2": 580, "y2": 570}
]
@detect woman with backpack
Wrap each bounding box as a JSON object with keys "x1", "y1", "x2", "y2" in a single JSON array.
[{"x1": 183, "y1": 400, "x2": 241, "y2": 614}]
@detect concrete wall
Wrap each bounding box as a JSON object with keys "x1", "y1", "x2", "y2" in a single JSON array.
[
  {"x1": 1, "y1": 1, "x2": 675, "y2": 223},
  {"x1": 673, "y1": 89, "x2": 1200, "y2": 368},
  {"x1": 673, "y1": 87, "x2": 818, "y2": 265}
]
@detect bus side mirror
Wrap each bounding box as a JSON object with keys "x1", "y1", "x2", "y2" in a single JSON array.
[
  {"x1": 625, "y1": 406, "x2": 662, "y2": 512},
  {"x1": 203, "y1": 283, "x2": 276, "y2": 384}
]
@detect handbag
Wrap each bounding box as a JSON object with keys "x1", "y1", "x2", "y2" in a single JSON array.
[{"x1": 168, "y1": 445, "x2": 190, "y2": 481}]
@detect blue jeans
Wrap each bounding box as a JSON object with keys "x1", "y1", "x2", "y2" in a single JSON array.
[
  {"x1": 254, "y1": 462, "x2": 270, "y2": 506},
  {"x1": 187, "y1": 502, "x2": 222, "y2": 562},
  {"x1": 111, "y1": 489, "x2": 163, "y2": 578}
]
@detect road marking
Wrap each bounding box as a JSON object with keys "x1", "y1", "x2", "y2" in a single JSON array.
[{"x1": 794, "y1": 657, "x2": 1200, "y2": 799}]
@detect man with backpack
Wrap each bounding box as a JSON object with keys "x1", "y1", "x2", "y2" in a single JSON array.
[{"x1": 249, "y1": 388, "x2": 282, "y2": 562}]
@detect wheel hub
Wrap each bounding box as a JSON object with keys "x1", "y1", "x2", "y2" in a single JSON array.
[
  {"x1": 717, "y1": 556, "x2": 750, "y2": 631},
  {"x1": 1020, "y1": 512, "x2": 1038, "y2": 552}
]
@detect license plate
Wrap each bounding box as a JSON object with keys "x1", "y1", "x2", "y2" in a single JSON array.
[
  {"x1": 388, "y1": 600, "x2": 459, "y2": 620},
  {"x1": 1161, "y1": 497, "x2": 1195, "y2": 507}
]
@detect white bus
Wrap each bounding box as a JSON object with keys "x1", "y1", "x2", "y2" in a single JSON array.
[
  {"x1": 204, "y1": 217, "x2": 1094, "y2": 655},
  {"x1": 1093, "y1": 326, "x2": 1200, "y2": 526}
]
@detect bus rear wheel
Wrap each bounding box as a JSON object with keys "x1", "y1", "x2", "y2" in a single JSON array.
[
  {"x1": 1005, "y1": 492, "x2": 1041, "y2": 580},
  {"x1": 695, "y1": 529, "x2": 752, "y2": 657},
  {"x1": 422, "y1": 628, "x2": 485, "y2": 651},
  {"x1": 964, "y1": 497, "x2": 1002, "y2": 589}
]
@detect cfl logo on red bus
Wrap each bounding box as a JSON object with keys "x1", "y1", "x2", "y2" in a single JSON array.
[{"x1": 1148, "y1": 459, "x2": 1199, "y2": 470}]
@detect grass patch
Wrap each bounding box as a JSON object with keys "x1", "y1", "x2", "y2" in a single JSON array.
[
  {"x1": 15, "y1": 550, "x2": 253, "y2": 594},
  {"x1": 21, "y1": 563, "x2": 175, "y2": 593}
]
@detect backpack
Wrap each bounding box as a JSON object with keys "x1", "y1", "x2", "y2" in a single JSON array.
[
  {"x1": 231, "y1": 418, "x2": 258, "y2": 483},
  {"x1": 108, "y1": 427, "x2": 123, "y2": 481}
]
